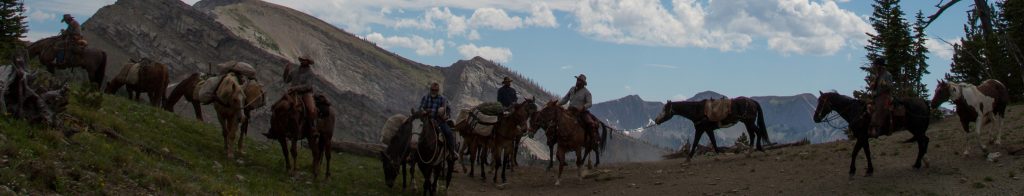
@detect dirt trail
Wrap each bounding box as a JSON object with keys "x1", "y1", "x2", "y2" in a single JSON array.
[{"x1": 442, "y1": 106, "x2": 1024, "y2": 195}]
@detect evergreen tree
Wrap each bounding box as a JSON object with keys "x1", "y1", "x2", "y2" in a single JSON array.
[
  {"x1": 858, "y1": 0, "x2": 928, "y2": 100},
  {"x1": 0, "y1": 0, "x2": 27, "y2": 60},
  {"x1": 948, "y1": 12, "x2": 988, "y2": 84}
]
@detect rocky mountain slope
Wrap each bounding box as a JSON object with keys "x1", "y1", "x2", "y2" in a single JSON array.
[
  {"x1": 590, "y1": 91, "x2": 847, "y2": 150},
  {"x1": 81, "y1": 0, "x2": 553, "y2": 142}
]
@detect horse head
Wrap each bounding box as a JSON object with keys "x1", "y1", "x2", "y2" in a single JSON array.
[
  {"x1": 528, "y1": 100, "x2": 560, "y2": 138},
  {"x1": 930, "y1": 80, "x2": 951, "y2": 109},
  {"x1": 654, "y1": 100, "x2": 676, "y2": 125},
  {"x1": 814, "y1": 91, "x2": 836, "y2": 123}
]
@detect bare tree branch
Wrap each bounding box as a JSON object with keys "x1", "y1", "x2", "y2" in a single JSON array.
[{"x1": 924, "y1": 0, "x2": 963, "y2": 29}]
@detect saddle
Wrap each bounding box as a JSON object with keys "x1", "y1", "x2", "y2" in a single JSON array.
[
  {"x1": 704, "y1": 98, "x2": 732, "y2": 122},
  {"x1": 468, "y1": 109, "x2": 499, "y2": 136}
]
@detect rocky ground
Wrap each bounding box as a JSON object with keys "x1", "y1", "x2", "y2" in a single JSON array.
[{"x1": 441, "y1": 105, "x2": 1024, "y2": 195}]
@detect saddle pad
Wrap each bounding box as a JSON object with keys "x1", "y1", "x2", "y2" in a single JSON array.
[
  {"x1": 705, "y1": 98, "x2": 732, "y2": 122},
  {"x1": 118, "y1": 63, "x2": 142, "y2": 85},
  {"x1": 195, "y1": 75, "x2": 222, "y2": 104}
]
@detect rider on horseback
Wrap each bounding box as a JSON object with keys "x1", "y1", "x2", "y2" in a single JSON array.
[
  {"x1": 54, "y1": 14, "x2": 85, "y2": 65},
  {"x1": 420, "y1": 82, "x2": 457, "y2": 160},
  {"x1": 497, "y1": 76, "x2": 518, "y2": 114},
  {"x1": 867, "y1": 58, "x2": 894, "y2": 137},
  {"x1": 559, "y1": 74, "x2": 599, "y2": 146},
  {"x1": 281, "y1": 55, "x2": 319, "y2": 138}
]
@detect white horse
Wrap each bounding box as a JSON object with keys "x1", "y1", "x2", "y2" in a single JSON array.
[{"x1": 931, "y1": 79, "x2": 1009, "y2": 156}]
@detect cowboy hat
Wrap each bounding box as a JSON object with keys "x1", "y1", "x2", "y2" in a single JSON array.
[
  {"x1": 502, "y1": 76, "x2": 513, "y2": 84},
  {"x1": 298, "y1": 55, "x2": 314, "y2": 65},
  {"x1": 575, "y1": 74, "x2": 587, "y2": 82}
]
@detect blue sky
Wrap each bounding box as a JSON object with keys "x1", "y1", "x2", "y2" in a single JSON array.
[{"x1": 23, "y1": 0, "x2": 977, "y2": 103}]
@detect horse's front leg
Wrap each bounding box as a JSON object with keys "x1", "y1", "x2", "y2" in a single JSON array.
[
  {"x1": 575, "y1": 147, "x2": 585, "y2": 184},
  {"x1": 849, "y1": 138, "x2": 864, "y2": 178},
  {"x1": 960, "y1": 120, "x2": 972, "y2": 156},
  {"x1": 546, "y1": 142, "x2": 555, "y2": 171},
  {"x1": 707, "y1": 129, "x2": 721, "y2": 154},
  {"x1": 974, "y1": 116, "x2": 988, "y2": 153},
  {"x1": 687, "y1": 129, "x2": 705, "y2": 162}
]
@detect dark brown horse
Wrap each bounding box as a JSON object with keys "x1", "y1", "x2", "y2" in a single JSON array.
[
  {"x1": 528, "y1": 100, "x2": 595, "y2": 185},
  {"x1": 487, "y1": 98, "x2": 536, "y2": 184},
  {"x1": 104, "y1": 60, "x2": 168, "y2": 107},
  {"x1": 27, "y1": 36, "x2": 107, "y2": 87},
  {"x1": 164, "y1": 73, "x2": 205, "y2": 121},
  {"x1": 814, "y1": 91, "x2": 931, "y2": 177},
  {"x1": 930, "y1": 79, "x2": 1010, "y2": 156},
  {"x1": 236, "y1": 79, "x2": 267, "y2": 154},
  {"x1": 528, "y1": 108, "x2": 609, "y2": 171},
  {"x1": 265, "y1": 91, "x2": 331, "y2": 179},
  {"x1": 381, "y1": 113, "x2": 419, "y2": 190},
  {"x1": 653, "y1": 97, "x2": 769, "y2": 161},
  {"x1": 412, "y1": 110, "x2": 454, "y2": 196}
]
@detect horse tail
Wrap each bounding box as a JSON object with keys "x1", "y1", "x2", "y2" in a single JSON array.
[
  {"x1": 994, "y1": 80, "x2": 1010, "y2": 117},
  {"x1": 755, "y1": 101, "x2": 770, "y2": 145},
  {"x1": 93, "y1": 51, "x2": 108, "y2": 89},
  {"x1": 158, "y1": 63, "x2": 170, "y2": 106},
  {"x1": 600, "y1": 122, "x2": 609, "y2": 153}
]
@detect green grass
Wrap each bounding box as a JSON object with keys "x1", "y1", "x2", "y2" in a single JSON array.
[{"x1": 0, "y1": 91, "x2": 401, "y2": 194}]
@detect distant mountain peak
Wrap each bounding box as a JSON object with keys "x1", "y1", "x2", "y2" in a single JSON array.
[{"x1": 688, "y1": 91, "x2": 727, "y2": 101}]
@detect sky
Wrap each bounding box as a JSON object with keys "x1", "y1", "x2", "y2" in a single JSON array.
[{"x1": 23, "y1": 0, "x2": 978, "y2": 103}]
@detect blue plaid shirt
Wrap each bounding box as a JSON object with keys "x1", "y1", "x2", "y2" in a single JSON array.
[{"x1": 420, "y1": 95, "x2": 450, "y2": 119}]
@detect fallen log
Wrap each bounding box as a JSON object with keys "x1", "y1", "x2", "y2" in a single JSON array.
[{"x1": 329, "y1": 140, "x2": 386, "y2": 157}]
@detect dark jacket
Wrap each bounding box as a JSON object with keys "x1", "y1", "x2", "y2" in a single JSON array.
[{"x1": 497, "y1": 85, "x2": 518, "y2": 107}]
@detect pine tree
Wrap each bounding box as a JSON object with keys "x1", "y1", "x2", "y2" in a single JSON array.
[
  {"x1": 0, "y1": 0, "x2": 27, "y2": 60},
  {"x1": 859, "y1": 0, "x2": 926, "y2": 100}
]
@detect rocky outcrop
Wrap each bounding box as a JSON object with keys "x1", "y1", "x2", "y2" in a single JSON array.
[{"x1": 81, "y1": 0, "x2": 554, "y2": 142}]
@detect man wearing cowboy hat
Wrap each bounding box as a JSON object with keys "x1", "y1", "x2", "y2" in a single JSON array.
[
  {"x1": 559, "y1": 74, "x2": 598, "y2": 145},
  {"x1": 420, "y1": 82, "x2": 456, "y2": 157},
  {"x1": 497, "y1": 76, "x2": 518, "y2": 108},
  {"x1": 54, "y1": 14, "x2": 83, "y2": 65},
  {"x1": 281, "y1": 55, "x2": 319, "y2": 137}
]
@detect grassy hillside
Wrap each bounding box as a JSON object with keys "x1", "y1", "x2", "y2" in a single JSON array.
[{"x1": 0, "y1": 89, "x2": 399, "y2": 194}]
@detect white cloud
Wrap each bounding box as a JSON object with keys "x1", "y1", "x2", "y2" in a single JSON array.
[
  {"x1": 27, "y1": 10, "x2": 56, "y2": 23},
  {"x1": 365, "y1": 32, "x2": 446, "y2": 56},
  {"x1": 926, "y1": 37, "x2": 958, "y2": 60},
  {"x1": 458, "y1": 44, "x2": 513, "y2": 63},
  {"x1": 525, "y1": 3, "x2": 559, "y2": 28},
  {"x1": 467, "y1": 30, "x2": 481, "y2": 40},
  {"x1": 469, "y1": 8, "x2": 523, "y2": 30},
  {"x1": 573, "y1": 0, "x2": 871, "y2": 55}
]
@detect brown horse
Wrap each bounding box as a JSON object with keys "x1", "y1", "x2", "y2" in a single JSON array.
[
  {"x1": 164, "y1": 73, "x2": 205, "y2": 121},
  {"x1": 305, "y1": 94, "x2": 334, "y2": 180},
  {"x1": 488, "y1": 98, "x2": 536, "y2": 184},
  {"x1": 412, "y1": 110, "x2": 454, "y2": 196},
  {"x1": 27, "y1": 36, "x2": 107, "y2": 87},
  {"x1": 104, "y1": 60, "x2": 168, "y2": 107},
  {"x1": 931, "y1": 79, "x2": 1010, "y2": 156},
  {"x1": 266, "y1": 90, "x2": 334, "y2": 179},
  {"x1": 529, "y1": 100, "x2": 591, "y2": 186},
  {"x1": 453, "y1": 108, "x2": 499, "y2": 180},
  {"x1": 381, "y1": 113, "x2": 419, "y2": 190},
  {"x1": 212, "y1": 73, "x2": 246, "y2": 159},
  {"x1": 236, "y1": 79, "x2": 267, "y2": 154},
  {"x1": 653, "y1": 97, "x2": 770, "y2": 161}
]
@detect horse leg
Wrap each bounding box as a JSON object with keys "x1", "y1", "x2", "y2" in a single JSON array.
[
  {"x1": 975, "y1": 116, "x2": 989, "y2": 153},
  {"x1": 238, "y1": 109, "x2": 251, "y2": 154},
  {"x1": 863, "y1": 139, "x2": 875, "y2": 177},
  {"x1": 500, "y1": 147, "x2": 509, "y2": 183},
  {"x1": 687, "y1": 129, "x2": 704, "y2": 162},
  {"x1": 994, "y1": 114, "x2": 1004, "y2": 145},
  {"x1": 278, "y1": 139, "x2": 290, "y2": 173},
  {"x1": 576, "y1": 147, "x2": 585, "y2": 184},
  {"x1": 491, "y1": 144, "x2": 501, "y2": 183},
  {"x1": 309, "y1": 136, "x2": 322, "y2": 180},
  {"x1": 961, "y1": 121, "x2": 972, "y2": 156},
  {"x1": 849, "y1": 138, "x2": 863, "y2": 177},
  {"x1": 546, "y1": 142, "x2": 555, "y2": 171},
  {"x1": 192, "y1": 103, "x2": 204, "y2": 122},
  {"x1": 401, "y1": 161, "x2": 408, "y2": 191},
  {"x1": 290, "y1": 138, "x2": 300, "y2": 171},
  {"x1": 913, "y1": 134, "x2": 930, "y2": 169},
  {"x1": 555, "y1": 146, "x2": 566, "y2": 186},
  {"x1": 707, "y1": 130, "x2": 721, "y2": 154}
]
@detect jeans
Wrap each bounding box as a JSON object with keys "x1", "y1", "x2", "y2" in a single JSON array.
[{"x1": 437, "y1": 119, "x2": 456, "y2": 152}]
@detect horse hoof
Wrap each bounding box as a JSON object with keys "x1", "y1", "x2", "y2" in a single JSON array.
[{"x1": 555, "y1": 180, "x2": 561, "y2": 186}]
